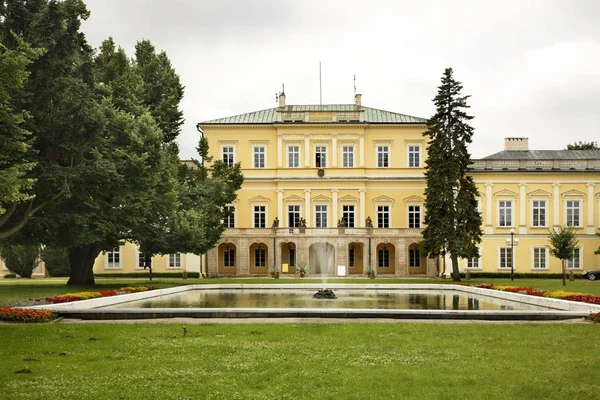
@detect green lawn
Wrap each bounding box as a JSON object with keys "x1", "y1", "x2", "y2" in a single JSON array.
[
  {"x1": 1, "y1": 322, "x2": 599, "y2": 399},
  {"x1": 1, "y1": 278, "x2": 600, "y2": 399}
]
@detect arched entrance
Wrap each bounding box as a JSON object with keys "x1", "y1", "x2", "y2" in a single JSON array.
[
  {"x1": 309, "y1": 242, "x2": 335, "y2": 276},
  {"x1": 408, "y1": 243, "x2": 427, "y2": 275},
  {"x1": 376, "y1": 242, "x2": 395, "y2": 275},
  {"x1": 348, "y1": 242, "x2": 364, "y2": 274},
  {"x1": 249, "y1": 242, "x2": 268, "y2": 275},
  {"x1": 218, "y1": 242, "x2": 237, "y2": 275},
  {"x1": 280, "y1": 242, "x2": 296, "y2": 274}
]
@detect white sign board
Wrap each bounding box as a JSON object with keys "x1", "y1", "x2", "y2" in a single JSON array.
[{"x1": 337, "y1": 265, "x2": 346, "y2": 276}]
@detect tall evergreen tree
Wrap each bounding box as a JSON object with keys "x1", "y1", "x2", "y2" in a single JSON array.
[{"x1": 422, "y1": 68, "x2": 482, "y2": 281}]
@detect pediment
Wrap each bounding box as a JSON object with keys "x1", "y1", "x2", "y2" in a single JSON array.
[
  {"x1": 373, "y1": 195, "x2": 395, "y2": 204},
  {"x1": 249, "y1": 195, "x2": 270, "y2": 204},
  {"x1": 561, "y1": 189, "x2": 585, "y2": 198},
  {"x1": 403, "y1": 195, "x2": 424, "y2": 203},
  {"x1": 338, "y1": 195, "x2": 359, "y2": 203},
  {"x1": 283, "y1": 195, "x2": 304, "y2": 203},
  {"x1": 311, "y1": 195, "x2": 331, "y2": 203},
  {"x1": 527, "y1": 189, "x2": 551, "y2": 198},
  {"x1": 494, "y1": 189, "x2": 517, "y2": 197}
]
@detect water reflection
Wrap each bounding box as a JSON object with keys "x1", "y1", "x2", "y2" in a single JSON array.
[{"x1": 110, "y1": 289, "x2": 549, "y2": 311}]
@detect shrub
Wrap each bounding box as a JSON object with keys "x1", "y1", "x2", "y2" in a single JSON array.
[
  {"x1": 3, "y1": 274, "x2": 17, "y2": 278},
  {"x1": 1, "y1": 244, "x2": 40, "y2": 278},
  {"x1": 40, "y1": 246, "x2": 70, "y2": 277},
  {"x1": 587, "y1": 313, "x2": 600, "y2": 323}
]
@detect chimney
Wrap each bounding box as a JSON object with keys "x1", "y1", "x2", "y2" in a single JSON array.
[
  {"x1": 355, "y1": 93, "x2": 362, "y2": 107},
  {"x1": 279, "y1": 92, "x2": 286, "y2": 108},
  {"x1": 504, "y1": 137, "x2": 529, "y2": 151}
]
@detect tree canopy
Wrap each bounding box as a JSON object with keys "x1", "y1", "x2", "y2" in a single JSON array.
[
  {"x1": 565, "y1": 141, "x2": 599, "y2": 150},
  {"x1": 548, "y1": 225, "x2": 578, "y2": 286},
  {"x1": 422, "y1": 68, "x2": 482, "y2": 281}
]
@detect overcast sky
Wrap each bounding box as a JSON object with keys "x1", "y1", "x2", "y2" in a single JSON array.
[{"x1": 81, "y1": 0, "x2": 600, "y2": 160}]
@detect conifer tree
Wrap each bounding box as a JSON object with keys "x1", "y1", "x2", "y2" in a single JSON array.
[{"x1": 422, "y1": 68, "x2": 482, "y2": 281}]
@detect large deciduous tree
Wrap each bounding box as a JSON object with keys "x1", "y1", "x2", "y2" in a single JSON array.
[{"x1": 422, "y1": 68, "x2": 482, "y2": 282}]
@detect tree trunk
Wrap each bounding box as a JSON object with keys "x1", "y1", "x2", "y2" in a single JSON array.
[
  {"x1": 451, "y1": 253, "x2": 461, "y2": 282},
  {"x1": 562, "y1": 259, "x2": 566, "y2": 287},
  {"x1": 67, "y1": 245, "x2": 100, "y2": 285}
]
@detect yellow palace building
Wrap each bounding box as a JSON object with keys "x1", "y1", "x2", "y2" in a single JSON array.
[{"x1": 84, "y1": 92, "x2": 600, "y2": 278}]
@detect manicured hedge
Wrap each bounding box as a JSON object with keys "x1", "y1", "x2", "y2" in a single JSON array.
[{"x1": 94, "y1": 272, "x2": 200, "y2": 279}]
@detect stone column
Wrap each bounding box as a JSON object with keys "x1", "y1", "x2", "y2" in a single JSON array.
[
  {"x1": 277, "y1": 134, "x2": 283, "y2": 168},
  {"x1": 519, "y1": 183, "x2": 527, "y2": 234},
  {"x1": 277, "y1": 189, "x2": 284, "y2": 224},
  {"x1": 597, "y1": 193, "x2": 600, "y2": 229},
  {"x1": 359, "y1": 189, "x2": 366, "y2": 227},
  {"x1": 332, "y1": 189, "x2": 339, "y2": 225},
  {"x1": 304, "y1": 189, "x2": 311, "y2": 225},
  {"x1": 304, "y1": 134, "x2": 310, "y2": 167},
  {"x1": 552, "y1": 183, "x2": 560, "y2": 227},
  {"x1": 332, "y1": 134, "x2": 337, "y2": 167},
  {"x1": 587, "y1": 183, "x2": 595, "y2": 234},
  {"x1": 485, "y1": 183, "x2": 493, "y2": 234}
]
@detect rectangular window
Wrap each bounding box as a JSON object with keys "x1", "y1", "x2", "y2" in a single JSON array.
[
  {"x1": 467, "y1": 256, "x2": 479, "y2": 269},
  {"x1": 106, "y1": 248, "x2": 120, "y2": 269},
  {"x1": 498, "y1": 200, "x2": 512, "y2": 227},
  {"x1": 409, "y1": 248, "x2": 420, "y2": 268},
  {"x1": 377, "y1": 206, "x2": 390, "y2": 228},
  {"x1": 408, "y1": 145, "x2": 420, "y2": 167},
  {"x1": 408, "y1": 205, "x2": 421, "y2": 228},
  {"x1": 342, "y1": 146, "x2": 354, "y2": 168},
  {"x1": 499, "y1": 247, "x2": 513, "y2": 269},
  {"x1": 222, "y1": 146, "x2": 234, "y2": 166},
  {"x1": 342, "y1": 205, "x2": 355, "y2": 228},
  {"x1": 288, "y1": 146, "x2": 299, "y2": 168},
  {"x1": 289, "y1": 248, "x2": 296, "y2": 267},
  {"x1": 533, "y1": 247, "x2": 547, "y2": 269},
  {"x1": 348, "y1": 246, "x2": 355, "y2": 267},
  {"x1": 532, "y1": 200, "x2": 546, "y2": 227},
  {"x1": 377, "y1": 146, "x2": 389, "y2": 168},
  {"x1": 255, "y1": 248, "x2": 266, "y2": 267},
  {"x1": 253, "y1": 146, "x2": 265, "y2": 168},
  {"x1": 138, "y1": 252, "x2": 152, "y2": 269},
  {"x1": 288, "y1": 205, "x2": 300, "y2": 227},
  {"x1": 253, "y1": 205, "x2": 266, "y2": 228},
  {"x1": 315, "y1": 205, "x2": 328, "y2": 228},
  {"x1": 566, "y1": 200, "x2": 580, "y2": 227},
  {"x1": 224, "y1": 247, "x2": 235, "y2": 268},
  {"x1": 567, "y1": 247, "x2": 581, "y2": 269},
  {"x1": 223, "y1": 206, "x2": 235, "y2": 228},
  {"x1": 378, "y1": 248, "x2": 390, "y2": 268},
  {"x1": 315, "y1": 146, "x2": 327, "y2": 168},
  {"x1": 168, "y1": 253, "x2": 181, "y2": 269}
]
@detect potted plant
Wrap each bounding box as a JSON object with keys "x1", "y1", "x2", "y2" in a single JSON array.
[
  {"x1": 365, "y1": 265, "x2": 375, "y2": 279},
  {"x1": 296, "y1": 260, "x2": 307, "y2": 278},
  {"x1": 298, "y1": 218, "x2": 307, "y2": 233},
  {"x1": 269, "y1": 263, "x2": 279, "y2": 279}
]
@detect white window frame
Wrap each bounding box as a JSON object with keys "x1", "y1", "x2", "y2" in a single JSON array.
[
  {"x1": 566, "y1": 247, "x2": 583, "y2": 269},
  {"x1": 168, "y1": 253, "x2": 182, "y2": 269},
  {"x1": 498, "y1": 247, "x2": 513, "y2": 269},
  {"x1": 315, "y1": 205, "x2": 328, "y2": 228},
  {"x1": 342, "y1": 145, "x2": 354, "y2": 168},
  {"x1": 287, "y1": 205, "x2": 302, "y2": 228},
  {"x1": 253, "y1": 205, "x2": 267, "y2": 228},
  {"x1": 531, "y1": 200, "x2": 547, "y2": 228},
  {"x1": 221, "y1": 146, "x2": 235, "y2": 166},
  {"x1": 315, "y1": 145, "x2": 327, "y2": 168},
  {"x1": 408, "y1": 205, "x2": 421, "y2": 229},
  {"x1": 105, "y1": 247, "x2": 122, "y2": 270},
  {"x1": 376, "y1": 145, "x2": 389, "y2": 168},
  {"x1": 253, "y1": 146, "x2": 266, "y2": 169},
  {"x1": 497, "y1": 200, "x2": 513, "y2": 227},
  {"x1": 464, "y1": 249, "x2": 481, "y2": 270},
  {"x1": 565, "y1": 200, "x2": 581, "y2": 227},
  {"x1": 377, "y1": 205, "x2": 390, "y2": 228},
  {"x1": 254, "y1": 247, "x2": 266, "y2": 268},
  {"x1": 341, "y1": 205, "x2": 356, "y2": 228},
  {"x1": 288, "y1": 145, "x2": 300, "y2": 168},
  {"x1": 532, "y1": 247, "x2": 548, "y2": 270},
  {"x1": 408, "y1": 145, "x2": 421, "y2": 168},
  {"x1": 223, "y1": 205, "x2": 236, "y2": 228}
]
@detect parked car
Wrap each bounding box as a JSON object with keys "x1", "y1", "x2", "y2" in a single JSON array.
[{"x1": 582, "y1": 270, "x2": 600, "y2": 281}]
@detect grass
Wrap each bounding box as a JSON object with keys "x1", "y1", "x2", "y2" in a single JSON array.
[
  {"x1": 1, "y1": 322, "x2": 599, "y2": 399},
  {"x1": 1, "y1": 277, "x2": 600, "y2": 399}
]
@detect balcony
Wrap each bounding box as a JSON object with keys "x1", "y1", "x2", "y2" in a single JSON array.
[{"x1": 221, "y1": 227, "x2": 424, "y2": 237}]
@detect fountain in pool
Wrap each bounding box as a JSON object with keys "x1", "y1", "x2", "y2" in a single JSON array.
[{"x1": 309, "y1": 242, "x2": 337, "y2": 299}]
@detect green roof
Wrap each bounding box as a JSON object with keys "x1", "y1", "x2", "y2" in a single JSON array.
[{"x1": 200, "y1": 105, "x2": 427, "y2": 125}]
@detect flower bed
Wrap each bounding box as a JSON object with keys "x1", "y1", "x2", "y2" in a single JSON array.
[
  {"x1": 0, "y1": 307, "x2": 56, "y2": 323},
  {"x1": 33, "y1": 286, "x2": 155, "y2": 304},
  {"x1": 474, "y1": 284, "x2": 600, "y2": 321},
  {"x1": 587, "y1": 313, "x2": 600, "y2": 323}
]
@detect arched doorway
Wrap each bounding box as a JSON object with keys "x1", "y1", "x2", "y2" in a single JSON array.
[
  {"x1": 249, "y1": 242, "x2": 268, "y2": 275},
  {"x1": 348, "y1": 242, "x2": 364, "y2": 274},
  {"x1": 376, "y1": 243, "x2": 395, "y2": 275},
  {"x1": 309, "y1": 242, "x2": 335, "y2": 276},
  {"x1": 280, "y1": 242, "x2": 296, "y2": 274},
  {"x1": 218, "y1": 242, "x2": 237, "y2": 275},
  {"x1": 408, "y1": 242, "x2": 427, "y2": 275}
]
